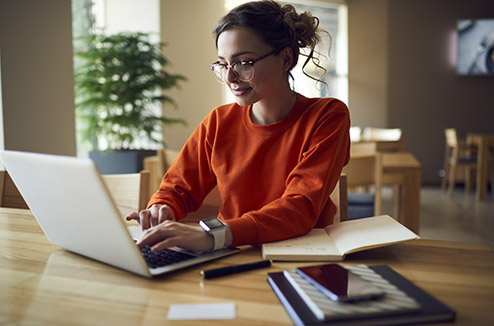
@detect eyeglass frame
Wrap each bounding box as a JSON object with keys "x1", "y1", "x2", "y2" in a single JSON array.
[{"x1": 209, "y1": 48, "x2": 283, "y2": 83}]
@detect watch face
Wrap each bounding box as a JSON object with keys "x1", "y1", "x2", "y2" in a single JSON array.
[{"x1": 202, "y1": 218, "x2": 225, "y2": 230}]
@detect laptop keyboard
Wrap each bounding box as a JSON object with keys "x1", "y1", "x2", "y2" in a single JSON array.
[{"x1": 140, "y1": 246, "x2": 196, "y2": 269}]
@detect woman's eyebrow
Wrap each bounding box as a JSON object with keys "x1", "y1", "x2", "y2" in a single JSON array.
[{"x1": 217, "y1": 51, "x2": 257, "y2": 60}]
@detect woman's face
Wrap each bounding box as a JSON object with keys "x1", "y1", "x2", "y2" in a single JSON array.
[{"x1": 216, "y1": 28, "x2": 287, "y2": 107}]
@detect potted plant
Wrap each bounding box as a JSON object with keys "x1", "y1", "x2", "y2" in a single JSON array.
[{"x1": 74, "y1": 32, "x2": 186, "y2": 173}]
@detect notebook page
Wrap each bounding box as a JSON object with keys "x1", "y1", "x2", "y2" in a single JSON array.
[
  {"x1": 262, "y1": 228, "x2": 342, "y2": 260},
  {"x1": 326, "y1": 215, "x2": 419, "y2": 256}
]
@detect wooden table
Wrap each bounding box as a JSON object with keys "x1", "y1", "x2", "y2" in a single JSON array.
[
  {"x1": 467, "y1": 133, "x2": 494, "y2": 200},
  {"x1": 1, "y1": 208, "x2": 493, "y2": 325},
  {"x1": 382, "y1": 152, "x2": 421, "y2": 234},
  {"x1": 352, "y1": 139, "x2": 405, "y2": 152}
]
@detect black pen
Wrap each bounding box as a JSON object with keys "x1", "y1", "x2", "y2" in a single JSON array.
[{"x1": 200, "y1": 260, "x2": 272, "y2": 279}]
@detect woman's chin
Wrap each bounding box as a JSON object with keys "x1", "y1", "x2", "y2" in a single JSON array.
[{"x1": 233, "y1": 90, "x2": 259, "y2": 107}]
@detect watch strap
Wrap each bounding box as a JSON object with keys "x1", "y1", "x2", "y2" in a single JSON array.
[{"x1": 212, "y1": 227, "x2": 225, "y2": 251}]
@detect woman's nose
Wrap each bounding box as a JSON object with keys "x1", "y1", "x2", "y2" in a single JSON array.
[{"x1": 225, "y1": 66, "x2": 239, "y2": 83}]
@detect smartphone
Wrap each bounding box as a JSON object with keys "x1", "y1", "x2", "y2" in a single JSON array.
[{"x1": 296, "y1": 264, "x2": 385, "y2": 303}]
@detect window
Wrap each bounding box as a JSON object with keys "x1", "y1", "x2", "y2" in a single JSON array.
[{"x1": 71, "y1": 0, "x2": 160, "y2": 157}]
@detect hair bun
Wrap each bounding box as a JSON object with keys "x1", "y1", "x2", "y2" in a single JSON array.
[{"x1": 282, "y1": 4, "x2": 320, "y2": 49}]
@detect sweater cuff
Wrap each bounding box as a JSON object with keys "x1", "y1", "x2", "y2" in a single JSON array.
[{"x1": 224, "y1": 216, "x2": 258, "y2": 247}]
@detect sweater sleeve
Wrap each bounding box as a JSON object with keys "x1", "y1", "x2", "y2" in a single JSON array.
[
  {"x1": 147, "y1": 116, "x2": 217, "y2": 221},
  {"x1": 227, "y1": 107, "x2": 350, "y2": 246}
]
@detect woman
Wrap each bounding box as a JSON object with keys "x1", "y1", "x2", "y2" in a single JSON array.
[{"x1": 127, "y1": 0, "x2": 350, "y2": 252}]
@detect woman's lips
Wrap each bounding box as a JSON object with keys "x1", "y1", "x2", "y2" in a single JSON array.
[{"x1": 230, "y1": 86, "x2": 251, "y2": 96}]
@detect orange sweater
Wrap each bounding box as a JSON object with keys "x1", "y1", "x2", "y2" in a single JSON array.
[{"x1": 148, "y1": 94, "x2": 350, "y2": 247}]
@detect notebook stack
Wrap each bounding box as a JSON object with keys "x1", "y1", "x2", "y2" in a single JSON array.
[{"x1": 267, "y1": 265, "x2": 455, "y2": 326}]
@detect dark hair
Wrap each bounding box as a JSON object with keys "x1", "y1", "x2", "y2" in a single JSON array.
[{"x1": 213, "y1": 0, "x2": 330, "y2": 87}]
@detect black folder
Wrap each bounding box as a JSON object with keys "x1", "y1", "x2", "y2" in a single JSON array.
[{"x1": 267, "y1": 265, "x2": 455, "y2": 326}]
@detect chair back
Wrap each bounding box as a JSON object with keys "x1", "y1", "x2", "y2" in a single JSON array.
[
  {"x1": 342, "y1": 154, "x2": 383, "y2": 216},
  {"x1": 144, "y1": 148, "x2": 180, "y2": 193},
  {"x1": 442, "y1": 128, "x2": 477, "y2": 196},
  {"x1": 444, "y1": 128, "x2": 459, "y2": 148},
  {"x1": 349, "y1": 126, "x2": 362, "y2": 142},
  {"x1": 362, "y1": 127, "x2": 402, "y2": 142},
  {"x1": 0, "y1": 170, "x2": 29, "y2": 209},
  {"x1": 350, "y1": 142, "x2": 378, "y2": 156},
  {"x1": 444, "y1": 128, "x2": 478, "y2": 161},
  {"x1": 330, "y1": 174, "x2": 348, "y2": 222},
  {"x1": 102, "y1": 170, "x2": 150, "y2": 218}
]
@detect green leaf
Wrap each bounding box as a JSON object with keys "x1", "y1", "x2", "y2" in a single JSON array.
[{"x1": 74, "y1": 32, "x2": 188, "y2": 150}]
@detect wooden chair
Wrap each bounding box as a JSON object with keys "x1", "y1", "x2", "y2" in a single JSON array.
[
  {"x1": 0, "y1": 170, "x2": 29, "y2": 209},
  {"x1": 102, "y1": 170, "x2": 151, "y2": 219},
  {"x1": 441, "y1": 128, "x2": 477, "y2": 197},
  {"x1": 349, "y1": 126, "x2": 362, "y2": 142},
  {"x1": 342, "y1": 154, "x2": 383, "y2": 219},
  {"x1": 143, "y1": 148, "x2": 180, "y2": 194},
  {"x1": 330, "y1": 174, "x2": 348, "y2": 222},
  {"x1": 351, "y1": 141, "x2": 378, "y2": 156},
  {"x1": 351, "y1": 139, "x2": 404, "y2": 214},
  {"x1": 490, "y1": 150, "x2": 494, "y2": 198},
  {"x1": 361, "y1": 127, "x2": 404, "y2": 152},
  {"x1": 362, "y1": 127, "x2": 402, "y2": 142},
  {"x1": 349, "y1": 141, "x2": 380, "y2": 192}
]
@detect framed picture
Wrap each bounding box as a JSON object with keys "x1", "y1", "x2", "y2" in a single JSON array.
[{"x1": 457, "y1": 19, "x2": 494, "y2": 76}]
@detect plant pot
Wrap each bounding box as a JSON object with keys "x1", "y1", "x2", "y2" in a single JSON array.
[{"x1": 89, "y1": 150, "x2": 157, "y2": 174}]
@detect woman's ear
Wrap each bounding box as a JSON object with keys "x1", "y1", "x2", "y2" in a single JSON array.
[{"x1": 281, "y1": 47, "x2": 294, "y2": 71}]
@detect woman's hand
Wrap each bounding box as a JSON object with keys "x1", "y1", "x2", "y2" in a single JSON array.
[
  {"x1": 126, "y1": 205, "x2": 233, "y2": 252},
  {"x1": 135, "y1": 220, "x2": 215, "y2": 252},
  {"x1": 125, "y1": 204, "x2": 175, "y2": 231}
]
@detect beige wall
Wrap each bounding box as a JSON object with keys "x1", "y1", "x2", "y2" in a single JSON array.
[
  {"x1": 348, "y1": 0, "x2": 494, "y2": 184},
  {"x1": 0, "y1": 0, "x2": 76, "y2": 156},
  {"x1": 160, "y1": 0, "x2": 226, "y2": 151},
  {"x1": 348, "y1": 0, "x2": 389, "y2": 128}
]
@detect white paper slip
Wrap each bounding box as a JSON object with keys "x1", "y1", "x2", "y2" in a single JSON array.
[{"x1": 167, "y1": 302, "x2": 236, "y2": 320}]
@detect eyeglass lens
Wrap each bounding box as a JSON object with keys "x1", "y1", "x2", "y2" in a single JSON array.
[
  {"x1": 213, "y1": 62, "x2": 253, "y2": 83},
  {"x1": 210, "y1": 48, "x2": 281, "y2": 83}
]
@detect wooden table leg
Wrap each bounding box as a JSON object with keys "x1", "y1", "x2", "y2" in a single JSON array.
[
  {"x1": 475, "y1": 138, "x2": 488, "y2": 201},
  {"x1": 398, "y1": 168, "x2": 421, "y2": 234}
]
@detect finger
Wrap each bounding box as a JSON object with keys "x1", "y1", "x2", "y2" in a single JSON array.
[
  {"x1": 136, "y1": 220, "x2": 174, "y2": 248},
  {"x1": 150, "y1": 238, "x2": 178, "y2": 252},
  {"x1": 149, "y1": 205, "x2": 162, "y2": 226},
  {"x1": 158, "y1": 205, "x2": 175, "y2": 224},
  {"x1": 149, "y1": 204, "x2": 161, "y2": 217},
  {"x1": 139, "y1": 210, "x2": 151, "y2": 230},
  {"x1": 125, "y1": 211, "x2": 139, "y2": 222}
]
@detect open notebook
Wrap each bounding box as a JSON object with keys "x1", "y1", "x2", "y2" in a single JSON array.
[
  {"x1": 1, "y1": 150, "x2": 238, "y2": 278},
  {"x1": 262, "y1": 215, "x2": 419, "y2": 261}
]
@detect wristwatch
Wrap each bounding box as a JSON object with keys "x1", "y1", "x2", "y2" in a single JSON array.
[{"x1": 199, "y1": 217, "x2": 227, "y2": 251}]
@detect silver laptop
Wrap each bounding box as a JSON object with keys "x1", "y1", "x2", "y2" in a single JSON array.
[{"x1": 0, "y1": 150, "x2": 239, "y2": 278}]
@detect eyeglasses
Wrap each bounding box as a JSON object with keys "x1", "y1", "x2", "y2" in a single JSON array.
[{"x1": 209, "y1": 48, "x2": 282, "y2": 83}]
